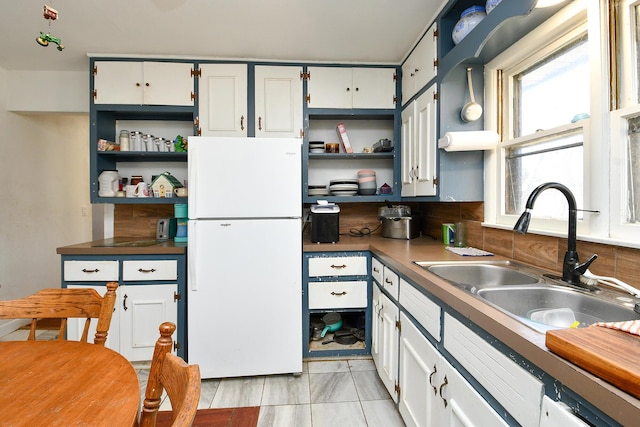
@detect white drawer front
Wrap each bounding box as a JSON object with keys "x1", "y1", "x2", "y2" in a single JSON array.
[
  {"x1": 64, "y1": 260, "x2": 119, "y2": 281},
  {"x1": 371, "y1": 258, "x2": 383, "y2": 285},
  {"x1": 308, "y1": 281, "x2": 368, "y2": 309},
  {"x1": 123, "y1": 260, "x2": 177, "y2": 281},
  {"x1": 444, "y1": 313, "x2": 543, "y2": 427},
  {"x1": 308, "y1": 256, "x2": 367, "y2": 277},
  {"x1": 399, "y1": 279, "x2": 441, "y2": 341},
  {"x1": 382, "y1": 266, "x2": 399, "y2": 300}
]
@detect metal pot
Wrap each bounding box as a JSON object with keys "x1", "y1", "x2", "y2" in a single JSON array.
[
  {"x1": 322, "y1": 329, "x2": 359, "y2": 345},
  {"x1": 320, "y1": 313, "x2": 342, "y2": 338}
]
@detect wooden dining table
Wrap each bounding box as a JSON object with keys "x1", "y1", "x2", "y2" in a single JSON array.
[{"x1": 0, "y1": 340, "x2": 140, "y2": 426}]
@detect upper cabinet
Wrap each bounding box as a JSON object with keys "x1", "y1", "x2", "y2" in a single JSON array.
[
  {"x1": 402, "y1": 23, "x2": 438, "y2": 105},
  {"x1": 254, "y1": 65, "x2": 304, "y2": 138},
  {"x1": 93, "y1": 61, "x2": 195, "y2": 106},
  {"x1": 307, "y1": 67, "x2": 397, "y2": 110},
  {"x1": 197, "y1": 63, "x2": 248, "y2": 137}
]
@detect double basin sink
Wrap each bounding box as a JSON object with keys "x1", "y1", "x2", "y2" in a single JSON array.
[{"x1": 414, "y1": 260, "x2": 640, "y2": 333}]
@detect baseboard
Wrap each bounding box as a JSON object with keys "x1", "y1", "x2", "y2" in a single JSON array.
[{"x1": 0, "y1": 319, "x2": 31, "y2": 337}]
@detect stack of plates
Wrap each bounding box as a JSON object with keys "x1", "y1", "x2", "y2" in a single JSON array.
[
  {"x1": 308, "y1": 184, "x2": 328, "y2": 196},
  {"x1": 309, "y1": 141, "x2": 325, "y2": 153},
  {"x1": 357, "y1": 169, "x2": 377, "y2": 195},
  {"x1": 329, "y1": 179, "x2": 358, "y2": 196}
]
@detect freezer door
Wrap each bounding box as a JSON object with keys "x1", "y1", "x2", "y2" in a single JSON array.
[
  {"x1": 187, "y1": 218, "x2": 302, "y2": 378},
  {"x1": 188, "y1": 137, "x2": 301, "y2": 219}
]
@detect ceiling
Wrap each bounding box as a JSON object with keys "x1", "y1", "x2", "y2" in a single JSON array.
[{"x1": 0, "y1": 0, "x2": 445, "y2": 72}]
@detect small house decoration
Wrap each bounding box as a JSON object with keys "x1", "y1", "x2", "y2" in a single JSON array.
[{"x1": 151, "y1": 172, "x2": 183, "y2": 198}]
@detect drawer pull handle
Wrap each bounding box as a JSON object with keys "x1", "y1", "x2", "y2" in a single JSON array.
[
  {"x1": 81, "y1": 268, "x2": 100, "y2": 273},
  {"x1": 330, "y1": 264, "x2": 347, "y2": 269},
  {"x1": 123, "y1": 294, "x2": 128, "y2": 311},
  {"x1": 385, "y1": 278, "x2": 393, "y2": 284},
  {"x1": 331, "y1": 291, "x2": 347, "y2": 296},
  {"x1": 138, "y1": 268, "x2": 157, "y2": 273},
  {"x1": 429, "y1": 364, "x2": 438, "y2": 395},
  {"x1": 373, "y1": 267, "x2": 380, "y2": 273},
  {"x1": 439, "y1": 375, "x2": 448, "y2": 408}
]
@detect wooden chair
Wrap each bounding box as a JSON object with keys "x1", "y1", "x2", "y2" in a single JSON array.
[
  {"x1": 0, "y1": 282, "x2": 118, "y2": 346},
  {"x1": 139, "y1": 322, "x2": 201, "y2": 427}
]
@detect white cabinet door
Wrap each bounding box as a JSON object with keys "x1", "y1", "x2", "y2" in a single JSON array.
[
  {"x1": 308, "y1": 67, "x2": 396, "y2": 109},
  {"x1": 66, "y1": 285, "x2": 120, "y2": 352},
  {"x1": 402, "y1": 23, "x2": 437, "y2": 104},
  {"x1": 254, "y1": 65, "x2": 303, "y2": 138},
  {"x1": 307, "y1": 67, "x2": 352, "y2": 109},
  {"x1": 539, "y1": 397, "x2": 589, "y2": 427},
  {"x1": 352, "y1": 68, "x2": 396, "y2": 109},
  {"x1": 119, "y1": 284, "x2": 177, "y2": 361},
  {"x1": 413, "y1": 85, "x2": 437, "y2": 196},
  {"x1": 377, "y1": 291, "x2": 400, "y2": 403},
  {"x1": 398, "y1": 312, "x2": 441, "y2": 427},
  {"x1": 371, "y1": 284, "x2": 382, "y2": 368},
  {"x1": 401, "y1": 84, "x2": 437, "y2": 197},
  {"x1": 198, "y1": 64, "x2": 248, "y2": 137},
  {"x1": 93, "y1": 61, "x2": 194, "y2": 106}
]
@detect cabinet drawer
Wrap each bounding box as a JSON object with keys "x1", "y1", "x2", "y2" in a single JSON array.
[
  {"x1": 371, "y1": 258, "x2": 383, "y2": 285},
  {"x1": 308, "y1": 256, "x2": 367, "y2": 277},
  {"x1": 399, "y1": 279, "x2": 441, "y2": 341},
  {"x1": 64, "y1": 260, "x2": 119, "y2": 282},
  {"x1": 122, "y1": 260, "x2": 177, "y2": 281},
  {"x1": 382, "y1": 266, "x2": 399, "y2": 300},
  {"x1": 308, "y1": 281, "x2": 368, "y2": 309}
]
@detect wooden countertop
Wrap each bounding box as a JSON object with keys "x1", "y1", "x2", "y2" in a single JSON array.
[
  {"x1": 56, "y1": 238, "x2": 187, "y2": 255},
  {"x1": 305, "y1": 235, "x2": 640, "y2": 426}
]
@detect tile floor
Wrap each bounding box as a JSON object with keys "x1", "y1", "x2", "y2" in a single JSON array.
[
  {"x1": 1, "y1": 328, "x2": 405, "y2": 427},
  {"x1": 135, "y1": 358, "x2": 406, "y2": 427}
]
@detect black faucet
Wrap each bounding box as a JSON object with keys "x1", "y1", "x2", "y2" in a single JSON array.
[{"x1": 513, "y1": 182, "x2": 597, "y2": 286}]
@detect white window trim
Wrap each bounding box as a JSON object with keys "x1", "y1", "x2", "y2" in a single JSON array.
[
  {"x1": 484, "y1": 0, "x2": 615, "y2": 244},
  {"x1": 618, "y1": 0, "x2": 640, "y2": 109},
  {"x1": 610, "y1": 104, "x2": 640, "y2": 243}
]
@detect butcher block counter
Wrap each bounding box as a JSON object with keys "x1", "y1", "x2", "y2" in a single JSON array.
[{"x1": 305, "y1": 235, "x2": 640, "y2": 426}]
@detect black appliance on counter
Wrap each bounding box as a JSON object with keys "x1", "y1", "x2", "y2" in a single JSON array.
[{"x1": 310, "y1": 202, "x2": 340, "y2": 243}]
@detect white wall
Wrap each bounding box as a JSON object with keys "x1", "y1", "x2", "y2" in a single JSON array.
[{"x1": 0, "y1": 67, "x2": 92, "y2": 302}]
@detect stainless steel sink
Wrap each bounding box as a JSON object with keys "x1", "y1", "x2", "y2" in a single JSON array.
[
  {"x1": 414, "y1": 260, "x2": 640, "y2": 333},
  {"x1": 477, "y1": 285, "x2": 640, "y2": 332},
  {"x1": 414, "y1": 260, "x2": 541, "y2": 290}
]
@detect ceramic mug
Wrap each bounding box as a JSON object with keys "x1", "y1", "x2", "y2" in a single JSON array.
[
  {"x1": 125, "y1": 184, "x2": 137, "y2": 198},
  {"x1": 175, "y1": 188, "x2": 188, "y2": 197},
  {"x1": 134, "y1": 182, "x2": 149, "y2": 198}
]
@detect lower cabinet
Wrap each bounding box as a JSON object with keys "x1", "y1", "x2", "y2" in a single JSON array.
[
  {"x1": 60, "y1": 253, "x2": 186, "y2": 361},
  {"x1": 67, "y1": 283, "x2": 178, "y2": 361},
  {"x1": 374, "y1": 288, "x2": 400, "y2": 402},
  {"x1": 399, "y1": 311, "x2": 508, "y2": 427}
]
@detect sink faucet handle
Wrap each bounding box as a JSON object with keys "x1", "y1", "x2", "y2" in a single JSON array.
[{"x1": 574, "y1": 253, "x2": 598, "y2": 275}]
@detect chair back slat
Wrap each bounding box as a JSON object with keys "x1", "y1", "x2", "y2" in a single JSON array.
[{"x1": 0, "y1": 282, "x2": 118, "y2": 346}]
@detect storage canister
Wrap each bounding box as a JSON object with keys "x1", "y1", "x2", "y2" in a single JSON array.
[{"x1": 452, "y1": 6, "x2": 487, "y2": 44}]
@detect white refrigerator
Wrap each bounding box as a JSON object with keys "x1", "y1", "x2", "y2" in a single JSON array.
[{"x1": 187, "y1": 136, "x2": 302, "y2": 378}]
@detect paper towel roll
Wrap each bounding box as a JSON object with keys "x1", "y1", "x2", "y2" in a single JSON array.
[{"x1": 438, "y1": 131, "x2": 500, "y2": 152}]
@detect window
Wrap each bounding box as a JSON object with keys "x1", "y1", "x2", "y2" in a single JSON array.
[
  {"x1": 617, "y1": 0, "x2": 640, "y2": 108},
  {"x1": 484, "y1": 2, "x2": 591, "y2": 234}
]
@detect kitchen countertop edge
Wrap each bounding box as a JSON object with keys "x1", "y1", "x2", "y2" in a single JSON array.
[
  {"x1": 304, "y1": 234, "x2": 640, "y2": 426},
  {"x1": 56, "y1": 239, "x2": 187, "y2": 255}
]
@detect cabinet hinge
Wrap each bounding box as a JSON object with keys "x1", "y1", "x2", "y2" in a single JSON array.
[
  {"x1": 194, "y1": 116, "x2": 199, "y2": 127},
  {"x1": 306, "y1": 94, "x2": 311, "y2": 104},
  {"x1": 393, "y1": 95, "x2": 398, "y2": 105},
  {"x1": 395, "y1": 319, "x2": 401, "y2": 332},
  {"x1": 433, "y1": 59, "x2": 439, "y2": 69},
  {"x1": 92, "y1": 89, "x2": 97, "y2": 101},
  {"x1": 300, "y1": 71, "x2": 310, "y2": 80},
  {"x1": 174, "y1": 340, "x2": 181, "y2": 352},
  {"x1": 394, "y1": 381, "x2": 401, "y2": 399},
  {"x1": 300, "y1": 129, "x2": 305, "y2": 138},
  {"x1": 433, "y1": 176, "x2": 439, "y2": 186},
  {"x1": 191, "y1": 91, "x2": 197, "y2": 102},
  {"x1": 433, "y1": 28, "x2": 438, "y2": 39},
  {"x1": 92, "y1": 65, "x2": 98, "y2": 76},
  {"x1": 191, "y1": 68, "x2": 201, "y2": 78},
  {"x1": 393, "y1": 72, "x2": 398, "y2": 82},
  {"x1": 434, "y1": 91, "x2": 439, "y2": 101},
  {"x1": 174, "y1": 291, "x2": 181, "y2": 302}
]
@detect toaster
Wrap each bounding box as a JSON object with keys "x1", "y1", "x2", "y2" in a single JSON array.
[{"x1": 156, "y1": 218, "x2": 177, "y2": 240}]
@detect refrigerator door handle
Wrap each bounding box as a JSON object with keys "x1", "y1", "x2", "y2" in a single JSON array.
[{"x1": 189, "y1": 221, "x2": 198, "y2": 291}]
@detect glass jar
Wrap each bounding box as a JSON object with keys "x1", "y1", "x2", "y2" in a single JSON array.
[
  {"x1": 130, "y1": 131, "x2": 143, "y2": 151},
  {"x1": 452, "y1": 6, "x2": 487, "y2": 45},
  {"x1": 142, "y1": 134, "x2": 154, "y2": 151},
  {"x1": 119, "y1": 130, "x2": 130, "y2": 151}
]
